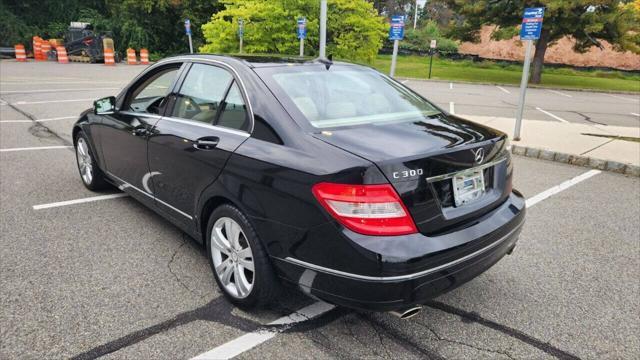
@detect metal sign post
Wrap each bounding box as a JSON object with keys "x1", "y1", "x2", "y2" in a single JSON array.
[
  {"x1": 184, "y1": 19, "x2": 193, "y2": 53},
  {"x1": 389, "y1": 16, "x2": 405, "y2": 77},
  {"x1": 238, "y1": 18, "x2": 244, "y2": 54},
  {"x1": 514, "y1": 7, "x2": 545, "y2": 141},
  {"x1": 297, "y1": 17, "x2": 307, "y2": 57},
  {"x1": 428, "y1": 39, "x2": 436, "y2": 79},
  {"x1": 319, "y1": 0, "x2": 327, "y2": 58}
]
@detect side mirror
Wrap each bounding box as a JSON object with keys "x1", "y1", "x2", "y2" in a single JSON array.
[{"x1": 94, "y1": 96, "x2": 116, "y2": 115}]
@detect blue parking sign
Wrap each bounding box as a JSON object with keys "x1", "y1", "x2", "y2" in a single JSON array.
[
  {"x1": 184, "y1": 19, "x2": 192, "y2": 36},
  {"x1": 389, "y1": 16, "x2": 404, "y2": 41},
  {"x1": 520, "y1": 7, "x2": 544, "y2": 40},
  {"x1": 297, "y1": 18, "x2": 307, "y2": 40}
]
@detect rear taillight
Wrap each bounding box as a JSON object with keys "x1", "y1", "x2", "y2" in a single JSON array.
[{"x1": 312, "y1": 182, "x2": 418, "y2": 236}]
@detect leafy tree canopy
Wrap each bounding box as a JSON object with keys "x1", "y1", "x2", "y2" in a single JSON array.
[
  {"x1": 200, "y1": 0, "x2": 388, "y2": 62},
  {"x1": 439, "y1": 0, "x2": 640, "y2": 83}
]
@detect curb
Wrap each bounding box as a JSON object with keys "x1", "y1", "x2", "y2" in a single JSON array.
[
  {"x1": 511, "y1": 145, "x2": 640, "y2": 177},
  {"x1": 397, "y1": 77, "x2": 640, "y2": 95}
]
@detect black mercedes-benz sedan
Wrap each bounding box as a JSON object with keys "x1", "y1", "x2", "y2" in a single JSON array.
[{"x1": 73, "y1": 54, "x2": 525, "y2": 317}]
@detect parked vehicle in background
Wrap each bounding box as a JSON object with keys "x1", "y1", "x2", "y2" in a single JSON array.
[{"x1": 72, "y1": 55, "x2": 525, "y2": 317}]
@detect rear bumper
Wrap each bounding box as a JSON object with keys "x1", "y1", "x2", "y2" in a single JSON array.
[{"x1": 273, "y1": 191, "x2": 525, "y2": 312}]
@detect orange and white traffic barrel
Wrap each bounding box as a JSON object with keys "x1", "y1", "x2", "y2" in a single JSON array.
[
  {"x1": 56, "y1": 46, "x2": 69, "y2": 64},
  {"x1": 139, "y1": 48, "x2": 149, "y2": 65},
  {"x1": 14, "y1": 44, "x2": 27, "y2": 62},
  {"x1": 126, "y1": 48, "x2": 137, "y2": 65},
  {"x1": 34, "y1": 39, "x2": 43, "y2": 61},
  {"x1": 104, "y1": 48, "x2": 115, "y2": 66},
  {"x1": 41, "y1": 42, "x2": 52, "y2": 61}
]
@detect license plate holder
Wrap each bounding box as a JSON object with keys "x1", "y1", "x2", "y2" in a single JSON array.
[{"x1": 452, "y1": 169, "x2": 486, "y2": 207}]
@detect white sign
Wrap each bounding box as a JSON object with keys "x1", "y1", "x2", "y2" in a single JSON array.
[{"x1": 430, "y1": 40, "x2": 437, "y2": 49}]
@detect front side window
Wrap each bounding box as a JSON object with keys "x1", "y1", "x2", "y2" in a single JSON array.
[
  {"x1": 171, "y1": 63, "x2": 232, "y2": 124},
  {"x1": 257, "y1": 66, "x2": 441, "y2": 129},
  {"x1": 129, "y1": 67, "x2": 179, "y2": 114}
]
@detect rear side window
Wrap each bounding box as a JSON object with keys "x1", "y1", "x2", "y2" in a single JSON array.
[
  {"x1": 216, "y1": 81, "x2": 248, "y2": 131},
  {"x1": 172, "y1": 63, "x2": 232, "y2": 124}
]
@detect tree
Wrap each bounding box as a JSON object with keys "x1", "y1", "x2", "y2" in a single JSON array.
[
  {"x1": 372, "y1": 0, "x2": 414, "y2": 16},
  {"x1": 440, "y1": 0, "x2": 640, "y2": 83},
  {"x1": 200, "y1": 0, "x2": 387, "y2": 62}
]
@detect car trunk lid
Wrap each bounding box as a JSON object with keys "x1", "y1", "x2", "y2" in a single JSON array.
[{"x1": 312, "y1": 114, "x2": 513, "y2": 235}]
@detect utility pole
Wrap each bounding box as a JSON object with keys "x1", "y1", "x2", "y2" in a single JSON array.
[
  {"x1": 319, "y1": 0, "x2": 327, "y2": 58},
  {"x1": 413, "y1": 0, "x2": 419, "y2": 29}
]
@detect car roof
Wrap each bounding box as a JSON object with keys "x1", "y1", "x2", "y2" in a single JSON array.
[{"x1": 161, "y1": 53, "x2": 359, "y2": 69}]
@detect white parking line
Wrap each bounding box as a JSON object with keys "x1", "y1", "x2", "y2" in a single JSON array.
[
  {"x1": 607, "y1": 94, "x2": 638, "y2": 102},
  {"x1": 496, "y1": 86, "x2": 511, "y2": 94},
  {"x1": 0, "y1": 145, "x2": 72, "y2": 152},
  {"x1": 193, "y1": 169, "x2": 602, "y2": 359},
  {"x1": 526, "y1": 170, "x2": 601, "y2": 207},
  {"x1": 631, "y1": 113, "x2": 640, "y2": 117},
  {"x1": 546, "y1": 89, "x2": 572, "y2": 98},
  {"x1": 0, "y1": 88, "x2": 119, "y2": 94},
  {"x1": 0, "y1": 116, "x2": 76, "y2": 123},
  {"x1": 401, "y1": 80, "x2": 409, "y2": 84},
  {"x1": 12, "y1": 98, "x2": 95, "y2": 105},
  {"x1": 191, "y1": 301, "x2": 335, "y2": 360},
  {"x1": 0, "y1": 81, "x2": 124, "y2": 86},
  {"x1": 449, "y1": 82, "x2": 453, "y2": 89},
  {"x1": 449, "y1": 102, "x2": 455, "y2": 114},
  {"x1": 32, "y1": 193, "x2": 129, "y2": 210},
  {"x1": 535, "y1": 107, "x2": 569, "y2": 123}
]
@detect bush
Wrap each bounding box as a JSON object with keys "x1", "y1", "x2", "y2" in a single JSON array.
[
  {"x1": 200, "y1": 0, "x2": 387, "y2": 63},
  {"x1": 399, "y1": 21, "x2": 458, "y2": 56}
]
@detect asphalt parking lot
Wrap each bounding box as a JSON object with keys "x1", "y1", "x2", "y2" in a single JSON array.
[{"x1": 1, "y1": 60, "x2": 639, "y2": 360}]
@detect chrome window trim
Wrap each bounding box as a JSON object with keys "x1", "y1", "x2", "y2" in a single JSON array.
[
  {"x1": 118, "y1": 111, "x2": 163, "y2": 119},
  {"x1": 106, "y1": 171, "x2": 193, "y2": 220},
  {"x1": 153, "y1": 57, "x2": 255, "y2": 134},
  {"x1": 426, "y1": 156, "x2": 508, "y2": 183},
  {"x1": 280, "y1": 220, "x2": 523, "y2": 282},
  {"x1": 160, "y1": 116, "x2": 250, "y2": 137}
]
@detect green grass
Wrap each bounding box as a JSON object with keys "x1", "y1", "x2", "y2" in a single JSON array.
[{"x1": 372, "y1": 55, "x2": 640, "y2": 92}]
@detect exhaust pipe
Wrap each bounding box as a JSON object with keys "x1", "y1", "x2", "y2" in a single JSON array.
[{"x1": 389, "y1": 306, "x2": 423, "y2": 320}]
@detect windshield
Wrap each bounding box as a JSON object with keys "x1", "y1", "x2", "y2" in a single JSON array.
[{"x1": 257, "y1": 65, "x2": 440, "y2": 129}]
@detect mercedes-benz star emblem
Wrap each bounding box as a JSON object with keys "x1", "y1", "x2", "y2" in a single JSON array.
[{"x1": 471, "y1": 148, "x2": 485, "y2": 164}]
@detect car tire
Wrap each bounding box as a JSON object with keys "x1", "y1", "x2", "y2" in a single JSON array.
[
  {"x1": 206, "y1": 204, "x2": 280, "y2": 308},
  {"x1": 74, "y1": 132, "x2": 110, "y2": 191}
]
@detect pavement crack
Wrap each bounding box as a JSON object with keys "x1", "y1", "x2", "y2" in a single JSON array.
[
  {"x1": 0, "y1": 97, "x2": 73, "y2": 147},
  {"x1": 167, "y1": 233, "x2": 202, "y2": 299},
  {"x1": 425, "y1": 300, "x2": 582, "y2": 360},
  {"x1": 414, "y1": 319, "x2": 516, "y2": 360},
  {"x1": 365, "y1": 316, "x2": 393, "y2": 359},
  {"x1": 569, "y1": 111, "x2": 606, "y2": 126},
  {"x1": 357, "y1": 313, "x2": 446, "y2": 360}
]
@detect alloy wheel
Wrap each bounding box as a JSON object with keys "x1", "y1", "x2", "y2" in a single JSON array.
[
  {"x1": 76, "y1": 138, "x2": 93, "y2": 185},
  {"x1": 210, "y1": 217, "x2": 255, "y2": 298}
]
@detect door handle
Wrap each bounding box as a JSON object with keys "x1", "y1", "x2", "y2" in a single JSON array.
[{"x1": 194, "y1": 136, "x2": 219, "y2": 150}]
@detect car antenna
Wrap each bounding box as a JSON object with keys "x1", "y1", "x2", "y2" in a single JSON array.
[{"x1": 316, "y1": 54, "x2": 333, "y2": 70}]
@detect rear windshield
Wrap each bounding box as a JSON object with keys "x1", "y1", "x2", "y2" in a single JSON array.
[{"x1": 256, "y1": 65, "x2": 441, "y2": 129}]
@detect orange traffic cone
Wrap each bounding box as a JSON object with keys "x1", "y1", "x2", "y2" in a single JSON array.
[
  {"x1": 14, "y1": 44, "x2": 27, "y2": 62},
  {"x1": 41, "y1": 41, "x2": 52, "y2": 61},
  {"x1": 139, "y1": 48, "x2": 149, "y2": 65},
  {"x1": 126, "y1": 48, "x2": 137, "y2": 65},
  {"x1": 56, "y1": 46, "x2": 69, "y2": 64},
  {"x1": 34, "y1": 39, "x2": 44, "y2": 61},
  {"x1": 104, "y1": 48, "x2": 115, "y2": 66}
]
